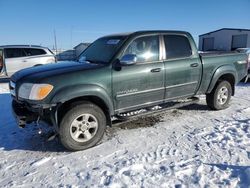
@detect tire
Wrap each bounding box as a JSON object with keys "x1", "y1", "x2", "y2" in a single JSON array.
[
  {"x1": 206, "y1": 80, "x2": 232, "y2": 110},
  {"x1": 59, "y1": 102, "x2": 106, "y2": 151}
]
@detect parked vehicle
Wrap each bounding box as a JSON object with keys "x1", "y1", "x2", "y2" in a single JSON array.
[
  {"x1": 0, "y1": 45, "x2": 56, "y2": 77},
  {"x1": 236, "y1": 48, "x2": 250, "y2": 81},
  {"x1": 0, "y1": 49, "x2": 3, "y2": 74},
  {"x1": 236, "y1": 48, "x2": 250, "y2": 55},
  {"x1": 10, "y1": 31, "x2": 249, "y2": 151}
]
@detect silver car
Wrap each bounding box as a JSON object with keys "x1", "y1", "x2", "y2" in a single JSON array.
[
  {"x1": 0, "y1": 45, "x2": 56, "y2": 77},
  {"x1": 236, "y1": 48, "x2": 250, "y2": 81}
]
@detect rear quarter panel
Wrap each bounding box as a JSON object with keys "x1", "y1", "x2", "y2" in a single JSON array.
[{"x1": 198, "y1": 53, "x2": 248, "y2": 94}]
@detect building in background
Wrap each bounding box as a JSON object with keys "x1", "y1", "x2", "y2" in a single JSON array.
[
  {"x1": 74, "y1": 43, "x2": 91, "y2": 58},
  {"x1": 199, "y1": 28, "x2": 250, "y2": 51}
]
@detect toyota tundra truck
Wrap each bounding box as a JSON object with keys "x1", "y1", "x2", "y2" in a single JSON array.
[{"x1": 10, "y1": 30, "x2": 249, "y2": 151}]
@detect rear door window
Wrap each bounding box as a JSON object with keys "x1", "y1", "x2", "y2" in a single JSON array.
[
  {"x1": 24, "y1": 48, "x2": 46, "y2": 56},
  {"x1": 164, "y1": 35, "x2": 192, "y2": 59},
  {"x1": 5, "y1": 48, "x2": 26, "y2": 58}
]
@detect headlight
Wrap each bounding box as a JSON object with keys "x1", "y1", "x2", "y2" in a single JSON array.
[{"x1": 18, "y1": 83, "x2": 53, "y2": 100}]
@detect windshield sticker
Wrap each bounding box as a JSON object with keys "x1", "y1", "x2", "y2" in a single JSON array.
[{"x1": 107, "y1": 39, "x2": 120, "y2": 45}]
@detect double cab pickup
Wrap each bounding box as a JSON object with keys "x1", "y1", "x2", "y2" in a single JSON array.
[{"x1": 10, "y1": 30, "x2": 249, "y2": 150}]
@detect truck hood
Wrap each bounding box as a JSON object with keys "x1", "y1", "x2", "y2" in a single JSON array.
[{"x1": 11, "y1": 61, "x2": 105, "y2": 83}]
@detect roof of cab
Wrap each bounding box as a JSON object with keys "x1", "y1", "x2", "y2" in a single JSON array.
[{"x1": 103, "y1": 30, "x2": 191, "y2": 38}]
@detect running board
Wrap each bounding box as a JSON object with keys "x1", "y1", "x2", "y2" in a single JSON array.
[{"x1": 113, "y1": 97, "x2": 199, "y2": 126}]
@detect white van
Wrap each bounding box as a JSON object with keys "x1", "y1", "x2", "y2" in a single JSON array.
[{"x1": 0, "y1": 45, "x2": 56, "y2": 77}]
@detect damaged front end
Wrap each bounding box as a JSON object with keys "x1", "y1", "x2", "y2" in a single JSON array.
[
  {"x1": 12, "y1": 100, "x2": 38, "y2": 128},
  {"x1": 11, "y1": 99, "x2": 59, "y2": 132},
  {"x1": 10, "y1": 79, "x2": 59, "y2": 131}
]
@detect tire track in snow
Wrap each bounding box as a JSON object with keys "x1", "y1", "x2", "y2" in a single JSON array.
[{"x1": 74, "y1": 107, "x2": 250, "y2": 187}]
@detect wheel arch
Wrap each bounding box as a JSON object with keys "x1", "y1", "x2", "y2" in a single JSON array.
[
  {"x1": 50, "y1": 84, "x2": 114, "y2": 127},
  {"x1": 206, "y1": 65, "x2": 237, "y2": 96},
  {"x1": 56, "y1": 95, "x2": 112, "y2": 127}
]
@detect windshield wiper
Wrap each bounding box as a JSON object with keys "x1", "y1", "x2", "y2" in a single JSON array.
[
  {"x1": 78, "y1": 58, "x2": 95, "y2": 64},
  {"x1": 85, "y1": 59, "x2": 96, "y2": 64},
  {"x1": 78, "y1": 57, "x2": 107, "y2": 64},
  {"x1": 86, "y1": 59, "x2": 107, "y2": 64}
]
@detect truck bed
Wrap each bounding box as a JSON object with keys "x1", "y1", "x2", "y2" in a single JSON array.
[
  {"x1": 199, "y1": 50, "x2": 241, "y2": 55},
  {"x1": 198, "y1": 51, "x2": 248, "y2": 94}
]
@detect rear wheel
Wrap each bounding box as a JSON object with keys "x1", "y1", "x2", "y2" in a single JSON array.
[
  {"x1": 206, "y1": 80, "x2": 232, "y2": 110},
  {"x1": 59, "y1": 102, "x2": 106, "y2": 151}
]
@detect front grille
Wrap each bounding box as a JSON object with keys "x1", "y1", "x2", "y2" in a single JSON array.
[{"x1": 9, "y1": 80, "x2": 16, "y2": 97}]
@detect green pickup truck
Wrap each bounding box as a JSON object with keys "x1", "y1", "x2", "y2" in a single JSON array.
[{"x1": 10, "y1": 30, "x2": 249, "y2": 151}]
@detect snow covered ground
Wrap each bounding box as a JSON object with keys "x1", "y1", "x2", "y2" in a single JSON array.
[{"x1": 0, "y1": 81, "x2": 249, "y2": 187}]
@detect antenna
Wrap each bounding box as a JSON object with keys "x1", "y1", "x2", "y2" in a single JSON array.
[
  {"x1": 70, "y1": 26, "x2": 73, "y2": 49},
  {"x1": 54, "y1": 29, "x2": 58, "y2": 55}
]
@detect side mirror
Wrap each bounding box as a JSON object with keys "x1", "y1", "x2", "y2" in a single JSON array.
[{"x1": 120, "y1": 54, "x2": 137, "y2": 66}]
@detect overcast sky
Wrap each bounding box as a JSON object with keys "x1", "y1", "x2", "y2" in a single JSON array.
[{"x1": 0, "y1": 0, "x2": 249, "y2": 49}]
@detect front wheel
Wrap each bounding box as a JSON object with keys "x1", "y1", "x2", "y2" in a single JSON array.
[
  {"x1": 206, "y1": 80, "x2": 232, "y2": 110},
  {"x1": 59, "y1": 102, "x2": 106, "y2": 151}
]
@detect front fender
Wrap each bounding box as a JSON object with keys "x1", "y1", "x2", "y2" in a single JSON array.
[
  {"x1": 206, "y1": 65, "x2": 237, "y2": 93},
  {"x1": 50, "y1": 84, "x2": 114, "y2": 115}
]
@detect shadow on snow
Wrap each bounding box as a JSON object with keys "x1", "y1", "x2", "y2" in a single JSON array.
[
  {"x1": 0, "y1": 93, "x2": 65, "y2": 152},
  {"x1": 204, "y1": 163, "x2": 250, "y2": 187},
  {"x1": 0, "y1": 92, "x2": 220, "y2": 153}
]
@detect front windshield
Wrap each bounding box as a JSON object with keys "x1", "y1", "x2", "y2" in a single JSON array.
[{"x1": 79, "y1": 36, "x2": 126, "y2": 64}]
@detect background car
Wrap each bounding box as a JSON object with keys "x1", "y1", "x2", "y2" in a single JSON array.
[
  {"x1": 236, "y1": 48, "x2": 250, "y2": 59},
  {"x1": 236, "y1": 48, "x2": 250, "y2": 81},
  {"x1": 0, "y1": 45, "x2": 56, "y2": 77}
]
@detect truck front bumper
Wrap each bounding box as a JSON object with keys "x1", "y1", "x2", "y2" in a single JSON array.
[
  {"x1": 12, "y1": 100, "x2": 39, "y2": 128},
  {"x1": 11, "y1": 99, "x2": 57, "y2": 128}
]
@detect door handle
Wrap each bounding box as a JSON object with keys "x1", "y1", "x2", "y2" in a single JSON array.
[
  {"x1": 22, "y1": 60, "x2": 27, "y2": 62},
  {"x1": 151, "y1": 68, "x2": 162, "y2": 73},
  {"x1": 190, "y1": 63, "x2": 198, "y2": 67}
]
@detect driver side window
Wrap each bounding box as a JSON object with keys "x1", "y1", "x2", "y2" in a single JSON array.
[{"x1": 123, "y1": 35, "x2": 159, "y2": 63}]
